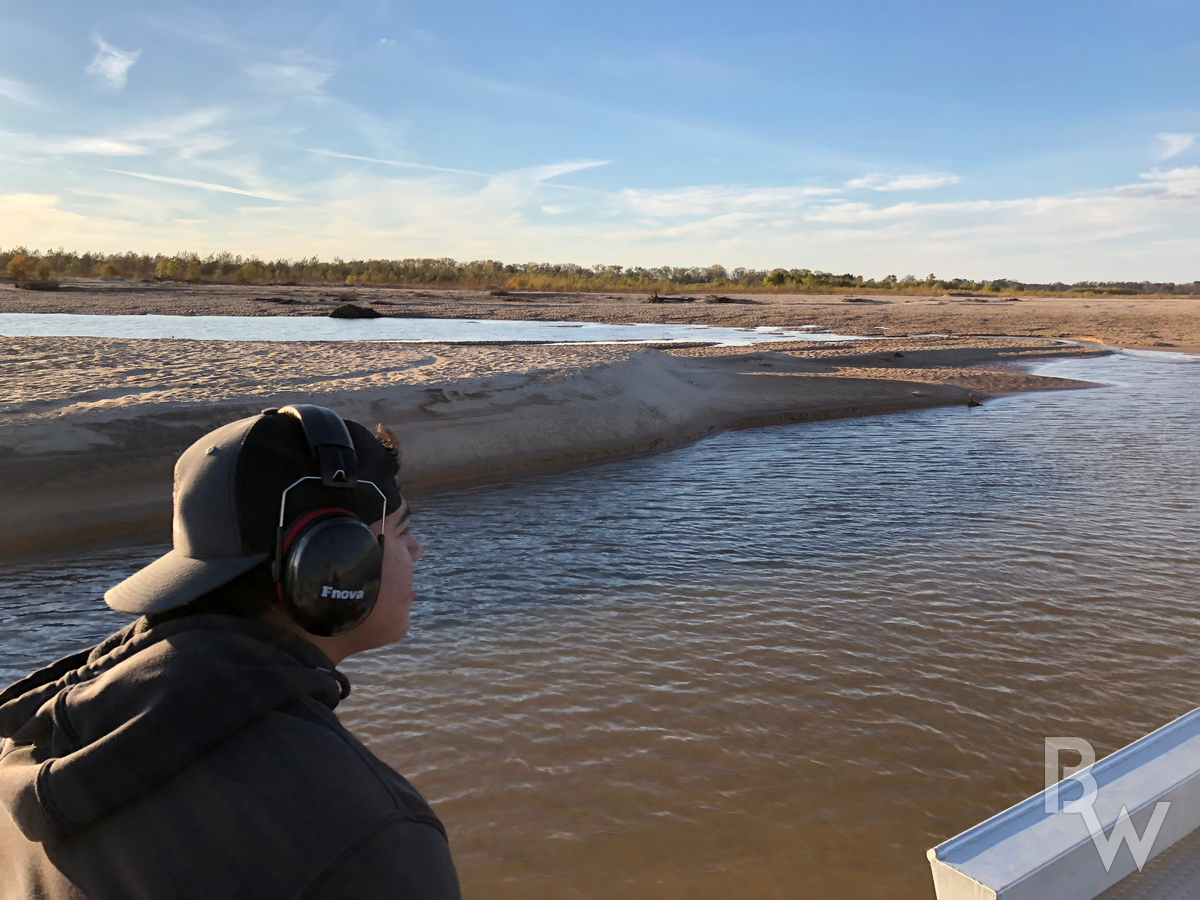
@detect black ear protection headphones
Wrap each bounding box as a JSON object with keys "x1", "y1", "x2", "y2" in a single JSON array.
[{"x1": 269, "y1": 405, "x2": 388, "y2": 637}]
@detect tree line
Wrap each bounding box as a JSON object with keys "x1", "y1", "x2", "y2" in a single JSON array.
[{"x1": 3, "y1": 247, "x2": 1197, "y2": 297}]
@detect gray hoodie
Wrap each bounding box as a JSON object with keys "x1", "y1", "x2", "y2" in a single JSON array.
[{"x1": 0, "y1": 615, "x2": 460, "y2": 900}]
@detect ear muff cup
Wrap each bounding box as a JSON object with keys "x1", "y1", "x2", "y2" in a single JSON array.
[{"x1": 281, "y1": 514, "x2": 383, "y2": 637}]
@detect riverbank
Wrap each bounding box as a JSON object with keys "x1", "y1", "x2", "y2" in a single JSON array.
[
  {"x1": 0, "y1": 333, "x2": 1102, "y2": 561},
  {"x1": 3, "y1": 281, "x2": 1200, "y2": 351}
]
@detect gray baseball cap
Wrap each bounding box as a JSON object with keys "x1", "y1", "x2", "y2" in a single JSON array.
[{"x1": 105, "y1": 408, "x2": 402, "y2": 616}]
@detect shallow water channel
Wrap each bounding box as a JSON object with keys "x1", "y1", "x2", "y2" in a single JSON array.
[
  {"x1": 0, "y1": 312, "x2": 857, "y2": 345},
  {"x1": 2, "y1": 349, "x2": 1199, "y2": 899}
]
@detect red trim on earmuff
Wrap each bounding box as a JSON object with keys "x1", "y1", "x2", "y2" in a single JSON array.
[
  {"x1": 273, "y1": 506, "x2": 366, "y2": 606},
  {"x1": 279, "y1": 507, "x2": 356, "y2": 558}
]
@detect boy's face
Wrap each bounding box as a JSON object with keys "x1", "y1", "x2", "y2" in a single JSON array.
[{"x1": 364, "y1": 500, "x2": 423, "y2": 645}]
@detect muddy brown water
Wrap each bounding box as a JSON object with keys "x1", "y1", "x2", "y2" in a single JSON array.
[{"x1": 3, "y1": 350, "x2": 1199, "y2": 899}]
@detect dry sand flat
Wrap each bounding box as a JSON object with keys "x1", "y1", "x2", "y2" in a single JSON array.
[{"x1": 0, "y1": 332, "x2": 1101, "y2": 561}]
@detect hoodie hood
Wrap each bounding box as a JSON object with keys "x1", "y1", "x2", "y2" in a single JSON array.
[{"x1": 0, "y1": 615, "x2": 349, "y2": 844}]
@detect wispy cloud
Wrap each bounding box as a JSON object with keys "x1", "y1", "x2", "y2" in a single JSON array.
[
  {"x1": 0, "y1": 111, "x2": 227, "y2": 163},
  {"x1": 619, "y1": 184, "x2": 837, "y2": 217},
  {"x1": 0, "y1": 77, "x2": 41, "y2": 107},
  {"x1": 0, "y1": 131, "x2": 142, "y2": 159},
  {"x1": 119, "y1": 109, "x2": 223, "y2": 144},
  {"x1": 307, "y1": 148, "x2": 491, "y2": 178},
  {"x1": 517, "y1": 160, "x2": 609, "y2": 182},
  {"x1": 845, "y1": 172, "x2": 961, "y2": 191},
  {"x1": 245, "y1": 60, "x2": 332, "y2": 96},
  {"x1": 51, "y1": 138, "x2": 147, "y2": 156},
  {"x1": 1153, "y1": 133, "x2": 1195, "y2": 162},
  {"x1": 110, "y1": 109, "x2": 231, "y2": 161},
  {"x1": 85, "y1": 36, "x2": 142, "y2": 92},
  {"x1": 99, "y1": 168, "x2": 300, "y2": 202},
  {"x1": 1124, "y1": 166, "x2": 1200, "y2": 200},
  {"x1": 307, "y1": 151, "x2": 609, "y2": 198},
  {"x1": 482, "y1": 160, "x2": 609, "y2": 207}
]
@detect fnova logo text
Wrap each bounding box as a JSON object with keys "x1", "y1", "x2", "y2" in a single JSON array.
[{"x1": 321, "y1": 586, "x2": 366, "y2": 600}]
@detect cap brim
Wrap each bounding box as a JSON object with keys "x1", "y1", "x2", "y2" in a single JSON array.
[{"x1": 104, "y1": 549, "x2": 270, "y2": 615}]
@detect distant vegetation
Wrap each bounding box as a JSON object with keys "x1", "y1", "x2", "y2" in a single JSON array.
[{"x1": 3, "y1": 247, "x2": 1197, "y2": 297}]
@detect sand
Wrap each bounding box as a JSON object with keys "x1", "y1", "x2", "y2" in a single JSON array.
[
  {"x1": 10, "y1": 282, "x2": 1177, "y2": 559},
  {"x1": 4, "y1": 281, "x2": 1200, "y2": 350},
  {"x1": 0, "y1": 313, "x2": 1107, "y2": 561}
]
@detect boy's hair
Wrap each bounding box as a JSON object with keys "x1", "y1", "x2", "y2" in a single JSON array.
[
  {"x1": 375, "y1": 424, "x2": 401, "y2": 464},
  {"x1": 145, "y1": 561, "x2": 277, "y2": 627}
]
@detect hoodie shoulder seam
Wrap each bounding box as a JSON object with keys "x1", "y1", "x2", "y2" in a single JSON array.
[
  {"x1": 33, "y1": 758, "x2": 74, "y2": 836},
  {"x1": 288, "y1": 697, "x2": 445, "y2": 833},
  {"x1": 294, "y1": 699, "x2": 409, "y2": 805},
  {"x1": 297, "y1": 810, "x2": 406, "y2": 899},
  {"x1": 50, "y1": 688, "x2": 81, "y2": 753}
]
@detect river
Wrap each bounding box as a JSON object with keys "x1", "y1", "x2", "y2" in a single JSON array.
[{"x1": 2, "y1": 349, "x2": 1198, "y2": 899}]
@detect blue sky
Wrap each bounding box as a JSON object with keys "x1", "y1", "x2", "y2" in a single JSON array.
[{"x1": 1, "y1": 0, "x2": 1198, "y2": 280}]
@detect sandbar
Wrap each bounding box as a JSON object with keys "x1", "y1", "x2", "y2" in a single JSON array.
[{"x1": 0, "y1": 315, "x2": 1106, "y2": 561}]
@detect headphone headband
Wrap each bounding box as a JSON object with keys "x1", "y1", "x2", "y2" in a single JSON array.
[{"x1": 279, "y1": 404, "x2": 358, "y2": 487}]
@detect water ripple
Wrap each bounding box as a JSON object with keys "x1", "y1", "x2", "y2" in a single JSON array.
[{"x1": 2, "y1": 350, "x2": 1199, "y2": 898}]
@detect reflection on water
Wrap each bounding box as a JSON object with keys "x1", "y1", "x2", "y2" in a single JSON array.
[
  {"x1": 2, "y1": 350, "x2": 1199, "y2": 899},
  {"x1": 0, "y1": 312, "x2": 859, "y2": 346}
]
